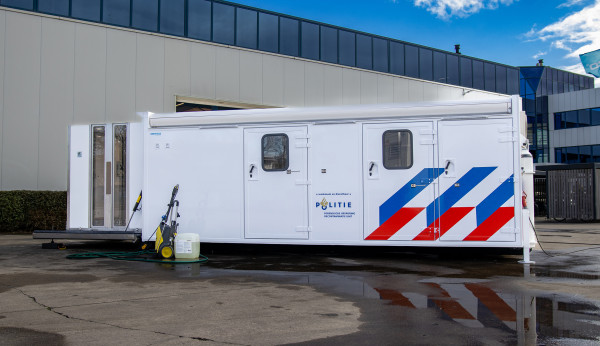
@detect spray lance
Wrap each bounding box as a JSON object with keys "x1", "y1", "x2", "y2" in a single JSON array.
[{"x1": 124, "y1": 191, "x2": 142, "y2": 232}]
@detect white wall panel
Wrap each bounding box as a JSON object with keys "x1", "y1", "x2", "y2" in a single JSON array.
[
  {"x1": 377, "y1": 75, "x2": 394, "y2": 103},
  {"x1": 263, "y1": 55, "x2": 285, "y2": 106},
  {"x1": 437, "y1": 85, "x2": 463, "y2": 101},
  {"x1": 106, "y1": 30, "x2": 136, "y2": 122},
  {"x1": 3, "y1": 13, "x2": 41, "y2": 189},
  {"x1": 0, "y1": 11, "x2": 5, "y2": 188},
  {"x1": 136, "y1": 34, "x2": 164, "y2": 113},
  {"x1": 393, "y1": 78, "x2": 410, "y2": 103},
  {"x1": 422, "y1": 83, "x2": 437, "y2": 101},
  {"x1": 164, "y1": 39, "x2": 190, "y2": 113},
  {"x1": 576, "y1": 90, "x2": 584, "y2": 110},
  {"x1": 74, "y1": 25, "x2": 106, "y2": 124},
  {"x1": 190, "y1": 44, "x2": 216, "y2": 100},
  {"x1": 323, "y1": 65, "x2": 343, "y2": 106},
  {"x1": 305, "y1": 63, "x2": 324, "y2": 106},
  {"x1": 282, "y1": 56, "x2": 306, "y2": 107},
  {"x1": 38, "y1": 19, "x2": 75, "y2": 190},
  {"x1": 360, "y1": 72, "x2": 377, "y2": 104},
  {"x1": 215, "y1": 47, "x2": 240, "y2": 102},
  {"x1": 408, "y1": 80, "x2": 424, "y2": 102},
  {"x1": 341, "y1": 69, "x2": 360, "y2": 105},
  {"x1": 239, "y1": 51, "x2": 262, "y2": 105}
]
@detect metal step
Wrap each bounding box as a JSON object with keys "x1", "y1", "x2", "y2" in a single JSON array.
[{"x1": 33, "y1": 229, "x2": 141, "y2": 241}]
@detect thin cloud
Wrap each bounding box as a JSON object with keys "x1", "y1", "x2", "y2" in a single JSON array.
[
  {"x1": 533, "y1": 51, "x2": 547, "y2": 59},
  {"x1": 558, "y1": 0, "x2": 587, "y2": 8},
  {"x1": 412, "y1": 0, "x2": 516, "y2": 20},
  {"x1": 534, "y1": 1, "x2": 600, "y2": 59}
]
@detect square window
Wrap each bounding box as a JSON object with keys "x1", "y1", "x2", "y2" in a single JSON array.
[
  {"x1": 262, "y1": 134, "x2": 289, "y2": 171},
  {"x1": 236, "y1": 8, "x2": 258, "y2": 49},
  {"x1": 383, "y1": 130, "x2": 413, "y2": 169}
]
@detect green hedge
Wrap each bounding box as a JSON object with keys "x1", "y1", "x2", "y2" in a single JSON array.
[{"x1": 0, "y1": 191, "x2": 67, "y2": 233}]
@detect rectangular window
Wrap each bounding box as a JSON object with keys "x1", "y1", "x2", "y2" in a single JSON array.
[
  {"x1": 38, "y1": 0, "x2": 68, "y2": 16},
  {"x1": 339, "y1": 30, "x2": 356, "y2": 67},
  {"x1": 565, "y1": 146, "x2": 579, "y2": 164},
  {"x1": 460, "y1": 57, "x2": 473, "y2": 88},
  {"x1": 496, "y1": 66, "x2": 507, "y2": 94},
  {"x1": 279, "y1": 17, "x2": 299, "y2": 56},
  {"x1": 113, "y1": 125, "x2": 127, "y2": 227},
  {"x1": 507, "y1": 68, "x2": 519, "y2": 95},
  {"x1": 132, "y1": 0, "x2": 158, "y2": 32},
  {"x1": 592, "y1": 108, "x2": 600, "y2": 126},
  {"x1": 580, "y1": 145, "x2": 592, "y2": 163},
  {"x1": 160, "y1": 0, "x2": 185, "y2": 36},
  {"x1": 262, "y1": 134, "x2": 289, "y2": 171},
  {"x1": 555, "y1": 148, "x2": 563, "y2": 163},
  {"x1": 213, "y1": 2, "x2": 235, "y2": 45},
  {"x1": 92, "y1": 126, "x2": 105, "y2": 227},
  {"x1": 484, "y1": 62, "x2": 495, "y2": 92},
  {"x1": 72, "y1": 0, "x2": 101, "y2": 21},
  {"x1": 389, "y1": 42, "x2": 405, "y2": 75},
  {"x1": 433, "y1": 51, "x2": 446, "y2": 83},
  {"x1": 554, "y1": 112, "x2": 564, "y2": 130},
  {"x1": 593, "y1": 145, "x2": 600, "y2": 162},
  {"x1": 1, "y1": 0, "x2": 33, "y2": 10},
  {"x1": 301, "y1": 22, "x2": 319, "y2": 60},
  {"x1": 103, "y1": 0, "x2": 130, "y2": 26},
  {"x1": 258, "y1": 12, "x2": 278, "y2": 53},
  {"x1": 446, "y1": 54, "x2": 459, "y2": 85},
  {"x1": 373, "y1": 38, "x2": 389, "y2": 73},
  {"x1": 320, "y1": 26, "x2": 338, "y2": 64},
  {"x1": 419, "y1": 48, "x2": 432, "y2": 81},
  {"x1": 472, "y1": 60, "x2": 484, "y2": 90},
  {"x1": 566, "y1": 110, "x2": 578, "y2": 128},
  {"x1": 383, "y1": 130, "x2": 413, "y2": 169},
  {"x1": 236, "y1": 8, "x2": 258, "y2": 49},
  {"x1": 356, "y1": 34, "x2": 372, "y2": 70},
  {"x1": 405, "y1": 45, "x2": 418, "y2": 78},
  {"x1": 188, "y1": 0, "x2": 211, "y2": 41},
  {"x1": 579, "y1": 109, "x2": 591, "y2": 127}
]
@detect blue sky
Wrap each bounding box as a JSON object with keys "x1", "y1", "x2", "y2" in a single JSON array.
[{"x1": 230, "y1": 0, "x2": 600, "y2": 82}]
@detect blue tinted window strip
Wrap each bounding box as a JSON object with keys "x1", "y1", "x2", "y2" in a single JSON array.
[{"x1": 2, "y1": 0, "x2": 521, "y2": 93}]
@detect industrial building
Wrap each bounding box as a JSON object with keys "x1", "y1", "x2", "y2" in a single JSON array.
[{"x1": 0, "y1": 0, "x2": 596, "y2": 191}]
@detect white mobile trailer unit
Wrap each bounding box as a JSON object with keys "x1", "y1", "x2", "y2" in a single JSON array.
[
  {"x1": 141, "y1": 95, "x2": 535, "y2": 251},
  {"x1": 62, "y1": 96, "x2": 535, "y2": 253}
]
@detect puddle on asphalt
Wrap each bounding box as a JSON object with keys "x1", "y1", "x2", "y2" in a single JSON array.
[{"x1": 154, "y1": 248, "x2": 600, "y2": 344}]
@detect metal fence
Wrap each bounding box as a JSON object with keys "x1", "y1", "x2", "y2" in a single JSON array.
[{"x1": 538, "y1": 164, "x2": 600, "y2": 221}]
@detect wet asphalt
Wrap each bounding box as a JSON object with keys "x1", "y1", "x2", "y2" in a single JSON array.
[{"x1": 0, "y1": 220, "x2": 599, "y2": 345}]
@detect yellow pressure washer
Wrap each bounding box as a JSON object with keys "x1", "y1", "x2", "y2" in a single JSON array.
[{"x1": 143, "y1": 184, "x2": 180, "y2": 259}]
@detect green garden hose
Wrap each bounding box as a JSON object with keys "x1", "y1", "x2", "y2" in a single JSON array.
[{"x1": 66, "y1": 250, "x2": 208, "y2": 264}]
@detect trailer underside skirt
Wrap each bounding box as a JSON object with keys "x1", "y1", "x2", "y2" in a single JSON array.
[{"x1": 33, "y1": 230, "x2": 141, "y2": 241}]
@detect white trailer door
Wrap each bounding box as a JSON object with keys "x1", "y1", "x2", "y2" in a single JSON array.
[
  {"x1": 364, "y1": 122, "x2": 440, "y2": 241},
  {"x1": 90, "y1": 124, "x2": 128, "y2": 230},
  {"x1": 437, "y1": 119, "x2": 516, "y2": 242},
  {"x1": 244, "y1": 127, "x2": 309, "y2": 239}
]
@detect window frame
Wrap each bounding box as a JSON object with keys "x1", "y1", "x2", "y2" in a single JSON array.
[{"x1": 382, "y1": 130, "x2": 414, "y2": 170}]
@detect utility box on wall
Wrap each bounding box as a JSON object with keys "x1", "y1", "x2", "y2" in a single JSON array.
[{"x1": 537, "y1": 163, "x2": 600, "y2": 221}]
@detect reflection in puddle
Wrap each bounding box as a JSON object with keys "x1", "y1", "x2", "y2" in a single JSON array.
[{"x1": 171, "y1": 258, "x2": 600, "y2": 344}]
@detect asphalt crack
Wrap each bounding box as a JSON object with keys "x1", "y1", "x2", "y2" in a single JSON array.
[{"x1": 15, "y1": 288, "x2": 247, "y2": 346}]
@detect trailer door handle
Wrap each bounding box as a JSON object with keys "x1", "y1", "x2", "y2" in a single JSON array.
[
  {"x1": 249, "y1": 164, "x2": 256, "y2": 178},
  {"x1": 106, "y1": 161, "x2": 112, "y2": 194},
  {"x1": 369, "y1": 162, "x2": 375, "y2": 177}
]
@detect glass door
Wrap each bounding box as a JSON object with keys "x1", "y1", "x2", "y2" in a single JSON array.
[{"x1": 91, "y1": 124, "x2": 128, "y2": 229}]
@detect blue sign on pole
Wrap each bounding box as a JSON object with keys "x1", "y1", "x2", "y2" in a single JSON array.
[{"x1": 580, "y1": 49, "x2": 600, "y2": 78}]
